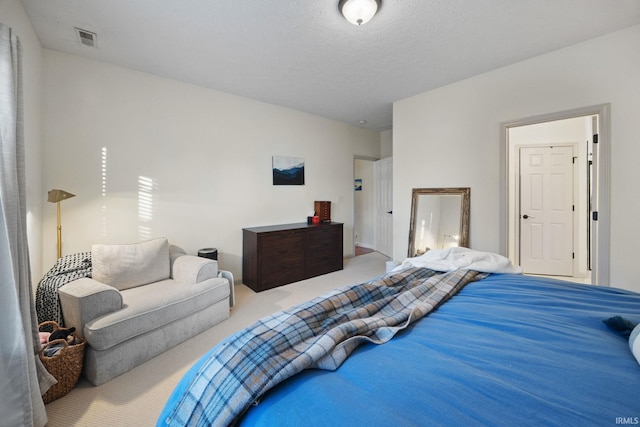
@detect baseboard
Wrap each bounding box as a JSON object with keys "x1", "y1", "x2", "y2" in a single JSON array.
[{"x1": 355, "y1": 243, "x2": 374, "y2": 249}]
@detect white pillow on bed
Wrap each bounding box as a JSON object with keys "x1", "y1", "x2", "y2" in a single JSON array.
[{"x1": 630, "y1": 324, "x2": 640, "y2": 366}]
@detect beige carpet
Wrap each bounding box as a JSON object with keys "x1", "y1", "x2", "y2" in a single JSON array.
[{"x1": 44, "y1": 251, "x2": 389, "y2": 426}]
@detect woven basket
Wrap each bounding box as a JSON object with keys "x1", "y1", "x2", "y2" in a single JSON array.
[{"x1": 38, "y1": 321, "x2": 86, "y2": 404}]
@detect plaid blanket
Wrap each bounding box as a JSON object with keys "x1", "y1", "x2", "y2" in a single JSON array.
[{"x1": 161, "y1": 267, "x2": 486, "y2": 427}]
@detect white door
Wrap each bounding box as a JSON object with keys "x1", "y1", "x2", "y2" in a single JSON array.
[
  {"x1": 589, "y1": 116, "x2": 599, "y2": 277},
  {"x1": 374, "y1": 157, "x2": 393, "y2": 257},
  {"x1": 520, "y1": 146, "x2": 574, "y2": 276}
]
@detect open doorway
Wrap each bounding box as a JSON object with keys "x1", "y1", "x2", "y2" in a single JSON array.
[
  {"x1": 354, "y1": 158, "x2": 376, "y2": 256},
  {"x1": 501, "y1": 104, "x2": 610, "y2": 286},
  {"x1": 353, "y1": 156, "x2": 393, "y2": 257}
]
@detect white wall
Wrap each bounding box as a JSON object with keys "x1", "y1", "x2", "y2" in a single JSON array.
[
  {"x1": 394, "y1": 25, "x2": 640, "y2": 292},
  {"x1": 0, "y1": 0, "x2": 44, "y2": 283},
  {"x1": 380, "y1": 129, "x2": 393, "y2": 159},
  {"x1": 41, "y1": 50, "x2": 381, "y2": 281}
]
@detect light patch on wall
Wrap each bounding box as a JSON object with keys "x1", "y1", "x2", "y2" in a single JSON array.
[
  {"x1": 101, "y1": 147, "x2": 108, "y2": 238},
  {"x1": 138, "y1": 176, "x2": 155, "y2": 240},
  {"x1": 101, "y1": 147, "x2": 108, "y2": 197}
]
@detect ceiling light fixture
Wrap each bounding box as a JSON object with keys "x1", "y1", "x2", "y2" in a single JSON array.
[{"x1": 339, "y1": 0, "x2": 381, "y2": 26}]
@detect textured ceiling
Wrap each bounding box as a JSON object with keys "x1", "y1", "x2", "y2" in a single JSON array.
[{"x1": 21, "y1": 0, "x2": 640, "y2": 131}]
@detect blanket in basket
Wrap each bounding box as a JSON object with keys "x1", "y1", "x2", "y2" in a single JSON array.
[
  {"x1": 36, "y1": 252, "x2": 92, "y2": 326},
  {"x1": 160, "y1": 267, "x2": 486, "y2": 427}
]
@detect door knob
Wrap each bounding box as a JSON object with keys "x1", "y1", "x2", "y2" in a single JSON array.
[
  {"x1": 387, "y1": 211, "x2": 392, "y2": 214},
  {"x1": 522, "y1": 214, "x2": 535, "y2": 219}
]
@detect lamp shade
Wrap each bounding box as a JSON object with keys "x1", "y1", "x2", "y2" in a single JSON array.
[
  {"x1": 339, "y1": 0, "x2": 380, "y2": 26},
  {"x1": 47, "y1": 189, "x2": 75, "y2": 203}
]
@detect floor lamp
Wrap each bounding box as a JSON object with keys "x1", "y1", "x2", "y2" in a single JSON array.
[{"x1": 48, "y1": 189, "x2": 75, "y2": 259}]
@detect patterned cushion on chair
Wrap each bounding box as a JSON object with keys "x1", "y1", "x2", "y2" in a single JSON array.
[{"x1": 35, "y1": 252, "x2": 92, "y2": 326}]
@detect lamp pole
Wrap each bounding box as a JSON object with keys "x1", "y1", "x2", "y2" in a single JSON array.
[
  {"x1": 48, "y1": 189, "x2": 75, "y2": 259},
  {"x1": 56, "y1": 201, "x2": 62, "y2": 259}
]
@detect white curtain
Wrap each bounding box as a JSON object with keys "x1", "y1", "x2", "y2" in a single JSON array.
[{"x1": 0, "y1": 22, "x2": 54, "y2": 427}]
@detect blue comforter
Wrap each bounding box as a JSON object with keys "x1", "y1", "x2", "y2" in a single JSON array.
[
  {"x1": 240, "y1": 274, "x2": 640, "y2": 426},
  {"x1": 161, "y1": 273, "x2": 640, "y2": 426}
]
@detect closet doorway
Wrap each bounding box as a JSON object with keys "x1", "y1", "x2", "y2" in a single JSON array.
[
  {"x1": 353, "y1": 156, "x2": 393, "y2": 258},
  {"x1": 354, "y1": 158, "x2": 376, "y2": 256},
  {"x1": 502, "y1": 104, "x2": 610, "y2": 286}
]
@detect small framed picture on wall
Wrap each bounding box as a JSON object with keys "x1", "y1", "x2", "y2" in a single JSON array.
[{"x1": 273, "y1": 156, "x2": 305, "y2": 185}]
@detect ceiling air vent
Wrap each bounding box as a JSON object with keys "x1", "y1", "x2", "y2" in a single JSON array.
[{"x1": 75, "y1": 28, "x2": 97, "y2": 47}]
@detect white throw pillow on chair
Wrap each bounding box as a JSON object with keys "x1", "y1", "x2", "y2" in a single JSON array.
[{"x1": 92, "y1": 237, "x2": 170, "y2": 290}]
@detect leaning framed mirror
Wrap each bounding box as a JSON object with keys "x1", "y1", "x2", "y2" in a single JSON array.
[{"x1": 407, "y1": 187, "x2": 470, "y2": 257}]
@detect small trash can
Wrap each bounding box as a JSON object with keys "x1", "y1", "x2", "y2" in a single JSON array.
[{"x1": 198, "y1": 248, "x2": 218, "y2": 261}]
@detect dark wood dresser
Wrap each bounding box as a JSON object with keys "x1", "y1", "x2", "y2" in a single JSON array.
[{"x1": 242, "y1": 222, "x2": 343, "y2": 292}]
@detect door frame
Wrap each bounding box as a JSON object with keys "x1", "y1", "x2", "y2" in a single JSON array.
[
  {"x1": 499, "y1": 104, "x2": 610, "y2": 286},
  {"x1": 515, "y1": 143, "x2": 579, "y2": 276}
]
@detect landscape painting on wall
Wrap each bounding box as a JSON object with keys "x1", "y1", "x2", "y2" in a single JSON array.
[{"x1": 273, "y1": 156, "x2": 305, "y2": 185}]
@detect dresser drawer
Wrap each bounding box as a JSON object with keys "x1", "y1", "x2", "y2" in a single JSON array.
[
  {"x1": 306, "y1": 256, "x2": 342, "y2": 278},
  {"x1": 306, "y1": 227, "x2": 341, "y2": 252},
  {"x1": 260, "y1": 266, "x2": 305, "y2": 290},
  {"x1": 260, "y1": 231, "x2": 305, "y2": 249}
]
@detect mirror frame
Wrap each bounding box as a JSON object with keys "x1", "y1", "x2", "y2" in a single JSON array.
[{"x1": 407, "y1": 187, "x2": 471, "y2": 257}]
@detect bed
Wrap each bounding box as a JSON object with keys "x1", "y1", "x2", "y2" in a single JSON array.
[{"x1": 158, "y1": 249, "x2": 640, "y2": 426}]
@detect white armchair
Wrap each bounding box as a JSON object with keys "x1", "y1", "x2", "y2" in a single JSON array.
[{"x1": 59, "y1": 237, "x2": 230, "y2": 386}]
